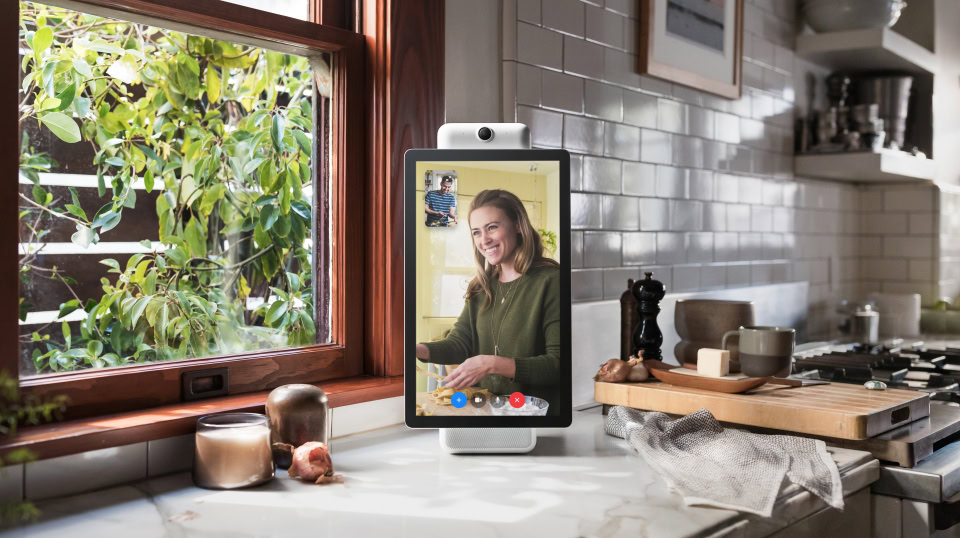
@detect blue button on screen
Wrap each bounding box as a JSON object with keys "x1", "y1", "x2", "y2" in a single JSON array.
[{"x1": 451, "y1": 391, "x2": 467, "y2": 408}]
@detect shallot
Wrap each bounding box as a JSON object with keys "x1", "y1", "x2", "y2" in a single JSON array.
[{"x1": 274, "y1": 441, "x2": 344, "y2": 484}]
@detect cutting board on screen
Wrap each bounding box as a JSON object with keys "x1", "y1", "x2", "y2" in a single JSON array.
[{"x1": 595, "y1": 380, "x2": 930, "y2": 440}]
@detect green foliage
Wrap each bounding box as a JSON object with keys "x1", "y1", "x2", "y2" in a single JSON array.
[
  {"x1": 538, "y1": 228, "x2": 558, "y2": 258},
  {"x1": 18, "y1": 2, "x2": 319, "y2": 373}
]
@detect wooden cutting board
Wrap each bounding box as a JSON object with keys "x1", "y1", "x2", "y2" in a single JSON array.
[{"x1": 595, "y1": 380, "x2": 930, "y2": 440}]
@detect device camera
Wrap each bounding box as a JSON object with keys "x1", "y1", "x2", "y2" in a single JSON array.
[{"x1": 477, "y1": 127, "x2": 493, "y2": 141}]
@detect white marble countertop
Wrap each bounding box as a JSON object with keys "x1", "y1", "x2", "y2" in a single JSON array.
[{"x1": 1, "y1": 408, "x2": 878, "y2": 538}]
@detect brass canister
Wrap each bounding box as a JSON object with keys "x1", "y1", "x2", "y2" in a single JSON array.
[{"x1": 265, "y1": 384, "x2": 329, "y2": 468}]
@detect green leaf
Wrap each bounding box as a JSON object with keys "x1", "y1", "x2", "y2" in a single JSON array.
[
  {"x1": 62, "y1": 320, "x2": 71, "y2": 341},
  {"x1": 130, "y1": 296, "x2": 151, "y2": 328},
  {"x1": 291, "y1": 200, "x2": 311, "y2": 220},
  {"x1": 52, "y1": 81, "x2": 77, "y2": 112},
  {"x1": 73, "y1": 58, "x2": 93, "y2": 78},
  {"x1": 199, "y1": 183, "x2": 224, "y2": 216},
  {"x1": 205, "y1": 64, "x2": 221, "y2": 103},
  {"x1": 99, "y1": 258, "x2": 121, "y2": 273},
  {"x1": 32, "y1": 184, "x2": 47, "y2": 205},
  {"x1": 178, "y1": 60, "x2": 200, "y2": 100},
  {"x1": 71, "y1": 224, "x2": 97, "y2": 248},
  {"x1": 144, "y1": 269, "x2": 157, "y2": 295},
  {"x1": 87, "y1": 340, "x2": 103, "y2": 358},
  {"x1": 184, "y1": 218, "x2": 207, "y2": 258},
  {"x1": 293, "y1": 130, "x2": 312, "y2": 156},
  {"x1": 97, "y1": 168, "x2": 106, "y2": 196},
  {"x1": 271, "y1": 114, "x2": 286, "y2": 153},
  {"x1": 261, "y1": 248, "x2": 280, "y2": 279},
  {"x1": 287, "y1": 272, "x2": 301, "y2": 292},
  {"x1": 57, "y1": 299, "x2": 80, "y2": 320},
  {"x1": 96, "y1": 211, "x2": 122, "y2": 233},
  {"x1": 33, "y1": 27, "x2": 54, "y2": 54},
  {"x1": 254, "y1": 224, "x2": 271, "y2": 249},
  {"x1": 260, "y1": 204, "x2": 278, "y2": 231},
  {"x1": 134, "y1": 259, "x2": 151, "y2": 283},
  {"x1": 274, "y1": 214, "x2": 291, "y2": 237},
  {"x1": 106, "y1": 53, "x2": 138, "y2": 85},
  {"x1": 65, "y1": 204, "x2": 87, "y2": 220},
  {"x1": 70, "y1": 186, "x2": 82, "y2": 208},
  {"x1": 265, "y1": 300, "x2": 288, "y2": 325},
  {"x1": 39, "y1": 112, "x2": 81, "y2": 143},
  {"x1": 143, "y1": 169, "x2": 155, "y2": 193}
]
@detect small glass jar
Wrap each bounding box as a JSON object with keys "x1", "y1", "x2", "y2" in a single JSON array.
[
  {"x1": 266, "y1": 384, "x2": 329, "y2": 468},
  {"x1": 193, "y1": 413, "x2": 274, "y2": 489}
]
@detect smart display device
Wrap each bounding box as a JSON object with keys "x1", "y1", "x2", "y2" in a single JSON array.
[{"x1": 404, "y1": 130, "x2": 571, "y2": 441}]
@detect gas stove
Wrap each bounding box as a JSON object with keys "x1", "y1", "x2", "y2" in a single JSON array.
[
  {"x1": 792, "y1": 338, "x2": 960, "y2": 534},
  {"x1": 792, "y1": 339, "x2": 960, "y2": 405}
]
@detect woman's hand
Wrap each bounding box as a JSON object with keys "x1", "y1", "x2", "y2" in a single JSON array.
[{"x1": 443, "y1": 355, "x2": 515, "y2": 390}]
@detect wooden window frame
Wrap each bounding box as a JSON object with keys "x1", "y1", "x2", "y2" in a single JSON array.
[{"x1": 6, "y1": 0, "x2": 365, "y2": 420}]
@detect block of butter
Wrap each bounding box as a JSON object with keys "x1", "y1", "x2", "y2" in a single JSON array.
[{"x1": 697, "y1": 348, "x2": 730, "y2": 378}]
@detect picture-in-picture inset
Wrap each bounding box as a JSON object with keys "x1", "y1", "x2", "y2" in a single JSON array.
[{"x1": 424, "y1": 170, "x2": 458, "y2": 227}]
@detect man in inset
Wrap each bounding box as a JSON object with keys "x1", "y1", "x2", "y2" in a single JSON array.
[{"x1": 424, "y1": 176, "x2": 457, "y2": 226}]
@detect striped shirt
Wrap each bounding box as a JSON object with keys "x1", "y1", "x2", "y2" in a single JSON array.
[{"x1": 425, "y1": 190, "x2": 456, "y2": 224}]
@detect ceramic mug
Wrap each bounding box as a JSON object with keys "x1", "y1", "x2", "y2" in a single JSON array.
[{"x1": 721, "y1": 326, "x2": 795, "y2": 378}]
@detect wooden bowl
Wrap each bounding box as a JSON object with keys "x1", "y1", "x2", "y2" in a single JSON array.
[{"x1": 644, "y1": 360, "x2": 770, "y2": 394}]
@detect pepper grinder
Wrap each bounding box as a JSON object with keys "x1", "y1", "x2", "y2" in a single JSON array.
[
  {"x1": 631, "y1": 272, "x2": 666, "y2": 361},
  {"x1": 620, "y1": 279, "x2": 638, "y2": 360}
]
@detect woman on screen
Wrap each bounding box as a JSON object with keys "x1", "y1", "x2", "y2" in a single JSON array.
[{"x1": 415, "y1": 189, "x2": 561, "y2": 414}]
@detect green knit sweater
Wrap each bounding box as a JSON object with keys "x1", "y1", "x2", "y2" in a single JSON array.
[{"x1": 423, "y1": 265, "x2": 561, "y2": 415}]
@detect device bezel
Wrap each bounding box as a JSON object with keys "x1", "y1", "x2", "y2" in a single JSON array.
[{"x1": 404, "y1": 148, "x2": 572, "y2": 429}]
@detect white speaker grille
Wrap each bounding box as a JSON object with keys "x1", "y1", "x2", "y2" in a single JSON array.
[{"x1": 440, "y1": 428, "x2": 536, "y2": 453}]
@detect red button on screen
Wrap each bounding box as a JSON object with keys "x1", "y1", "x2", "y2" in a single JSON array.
[{"x1": 509, "y1": 392, "x2": 525, "y2": 408}]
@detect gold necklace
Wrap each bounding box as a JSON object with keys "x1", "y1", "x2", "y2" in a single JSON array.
[{"x1": 490, "y1": 276, "x2": 523, "y2": 356}]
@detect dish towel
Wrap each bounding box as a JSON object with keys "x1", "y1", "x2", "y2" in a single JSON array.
[{"x1": 604, "y1": 406, "x2": 843, "y2": 517}]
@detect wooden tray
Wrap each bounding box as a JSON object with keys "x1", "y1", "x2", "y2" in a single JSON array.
[
  {"x1": 644, "y1": 360, "x2": 770, "y2": 393},
  {"x1": 595, "y1": 378, "x2": 930, "y2": 440}
]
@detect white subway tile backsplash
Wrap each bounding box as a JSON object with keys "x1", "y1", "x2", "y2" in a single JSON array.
[
  {"x1": 564, "y1": 114, "x2": 604, "y2": 154},
  {"x1": 657, "y1": 232, "x2": 686, "y2": 264},
  {"x1": 884, "y1": 189, "x2": 934, "y2": 212},
  {"x1": 673, "y1": 264, "x2": 701, "y2": 292},
  {"x1": 762, "y1": 181, "x2": 783, "y2": 206},
  {"x1": 640, "y1": 129, "x2": 672, "y2": 164},
  {"x1": 639, "y1": 74, "x2": 672, "y2": 96},
  {"x1": 703, "y1": 140, "x2": 728, "y2": 171},
  {"x1": 583, "y1": 155, "x2": 622, "y2": 193},
  {"x1": 640, "y1": 197, "x2": 670, "y2": 230},
  {"x1": 623, "y1": 90, "x2": 658, "y2": 128},
  {"x1": 542, "y1": 0, "x2": 585, "y2": 37},
  {"x1": 606, "y1": 0, "x2": 639, "y2": 18},
  {"x1": 585, "y1": 81, "x2": 623, "y2": 121},
  {"x1": 656, "y1": 165, "x2": 687, "y2": 199},
  {"x1": 715, "y1": 174, "x2": 740, "y2": 203},
  {"x1": 751, "y1": 205, "x2": 773, "y2": 231},
  {"x1": 604, "y1": 121, "x2": 641, "y2": 160},
  {"x1": 571, "y1": 231, "x2": 584, "y2": 268},
  {"x1": 740, "y1": 117, "x2": 765, "y2": 148},
  {"x1": 570, "y1": 153, "x2": 583, "y2": 191},
  {"x1": 688, "y1": 170, "x2": 714, "y2": 201},
  {"x1": 909, "y1": 213, "x2": 935, "y2": 235},
  {"x1": 714, "y1": 112, "x2": 741, "y2": 144},
  {"x1": 686, "y1": 106, "x2": 714, "y2": 139},
  {"x1": 604, "y1": 49, "x2": 642, "y2": 88},
  {"x1": 884, "y1": 236, "x2": 934, "y2": 258},
  {"x1": 517, "y1": 0, "x2": 540, "y2": 25},
  {"x1": 622, "y1": 161, "x2": 657, "y2": 196},
  {"x1": 739, "y1": 232, "x2": 764, "y2": 260},
  {"x1": 738, "y1": 176, "x2": 763, "y2": 205},
  {"x1": 564, "y1": 35, "x2": 604, "y2": 80},
  {"x1": 686, "y1": 233, "x2": 714, "y2": 263},
  {"x1": 715, "y1": 232, "x2": 739, "y2": 262},
  {"x1": 518, "y1": 106, "x2": 563, "y2": 148},
  {"x1": 909, "y1": 259, "x2": 933, "y2": 282},
  {"x1": 657, "y1": 98, "x2": 686, "y2": 134},
  {"x1": 860, "y1": 213, "x2": 907, "y2": 235},
  {"x1": 673, "y1": 136, "x2": 704, "y2": 169},
  {"x1": 516, "y1": 63, "x2": 541, "y2": 106},
  {"x1": 729, "y1": 145, "x2": 752, "y2": 174},
  {"x1": 623, "y1": 232, "x2": 657, "y2": 265},
  {"x1": 572, "y1": 269, "x2": 604, "y2": 301},
  {"x1": 602, "y1": 195, "x2": 641, "y2": 230},
  {"x1": 727, "y1": 263, "x2": 752, "y2": 287},
  {"x1": 670, "y1": 200, "x2": 703, "y2": 232},
  {"x1": 518, "y1": 23, "x2": 563, "y2": 70},
  {"x1": 603, "y1": 267, "x2": 643, "y2": 299},
  {"x1": 571, "y1": 192, "x2": 602, "y2": 229},
  {"x1": 586, "y1": 5, "x2": 624, "y2": 48},
  {"x1": 541, "y1": 70, "x2": 584, "y2": 113},
  {"x1": 584, "y1": 231, "x2": 622, "y2": 267},
  {"x1": 861, "y1": 258, "x2": 908, "y2": 281},
  {"x1": 701, "y1": 264, "x2": 727, "y2": 289},
  {"x1": 703, "y1": 202, "x2": 727, "y2": 232}
]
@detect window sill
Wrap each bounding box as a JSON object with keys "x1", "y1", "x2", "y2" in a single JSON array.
[{"x1": 1, "y1": 376, "x2": 402, "y2": 462}]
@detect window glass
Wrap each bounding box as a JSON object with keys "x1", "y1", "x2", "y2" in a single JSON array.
[{"x1": 18, "y1": 2, "x2": 329, "y2": 377}]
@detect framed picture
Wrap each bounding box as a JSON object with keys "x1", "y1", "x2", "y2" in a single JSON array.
[{"x1": 639, "y1": 0, "x2": 744, "y2": 99}]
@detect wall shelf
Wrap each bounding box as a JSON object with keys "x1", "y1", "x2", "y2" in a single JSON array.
[
  {"x1": 795, "y1": 27, "x2": 937, "y2": 75},
  {"x1": 795, "y1": 151, "x2": 936, "y2": 182}
]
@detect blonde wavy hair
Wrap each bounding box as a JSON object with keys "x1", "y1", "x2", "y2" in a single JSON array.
[{"x1": 465, "y1": 189, "x2": 559, "y2": 311}]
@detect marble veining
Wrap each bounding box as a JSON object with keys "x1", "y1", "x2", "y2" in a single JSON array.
[{"x1": 0, "y1": 409, "x2": 875, "y2": 538}]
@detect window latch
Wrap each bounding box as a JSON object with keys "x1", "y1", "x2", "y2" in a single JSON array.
[{"x1": 181, "y1": 368, "x2": 229, "y2": 401}]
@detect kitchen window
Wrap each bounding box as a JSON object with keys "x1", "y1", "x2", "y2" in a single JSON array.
[{"x1": 7, "y1": 0, "x2": 366, "y2": 419}]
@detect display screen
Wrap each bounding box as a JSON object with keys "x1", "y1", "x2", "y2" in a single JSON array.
[{"x1": 405, "y1": 150, "x2": 571, "y2": 428}]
